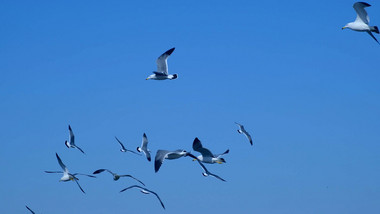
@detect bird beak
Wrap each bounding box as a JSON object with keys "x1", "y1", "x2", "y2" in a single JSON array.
[
  {"x1": 342, "y1": 27, "x2": 347, "y2": 30},
  {"x1": 192, "y1": 159, "x2": 197, "y2": 161},
  {"x1": 146, "y1": 77, "x2": 149, "y2": 80}
]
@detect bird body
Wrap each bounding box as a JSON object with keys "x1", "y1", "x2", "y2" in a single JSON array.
[
  {"x1": 146, "y1": 47, "x2": 178, "y2": 80},
  {"x1": 192, "y1": 138, "x2": 229, "y2": 164},
  {"x1": 342, "y1": 2, "x2": 379, "y2": 43}
]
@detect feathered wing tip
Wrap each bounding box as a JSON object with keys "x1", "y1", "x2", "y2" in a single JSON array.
[{"x1": 373, "y1": 26, "x2": 379, "y2": 34}]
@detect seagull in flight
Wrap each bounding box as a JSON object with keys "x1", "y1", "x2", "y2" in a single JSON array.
[
  {"x1": 192, "y1": 137, "x2": 229, "y2": 164},
  {"x1": 25, "y1": 205, "x2": 35, "y2": 214},
  {"x1": 45, "y1": 153, "x2": 96, "y2": 194},
  {"x1": 342, "y1": 2, "x2": 379, "y2": 43},
  {"x1": 154, "y1": 149, "x2": 189, "y2": 172},
  {"x1": 137, "y1": 133, "x2": 151, "y2": 161},
  {"x1": 65, "y1": 125, "x2": 85, "y2": 154},
  {"x1": 120, "y1": 185, "x2": 165, "y2": 210},
  {"x1": 187, "y1": 153, "x2": 226, "y2": 182},
  {"x1": 93, "y1": 169, "x2": 145, "y2": 186},
  {"x1": 235, "y1": 122, "x2": 253, "y2": 146},
  {"x1": 115, "y1": 136, "x2": 141, "y2": 155},
  {"x1": 146, "y1": 47, "x2": 178, "y2": 80}
]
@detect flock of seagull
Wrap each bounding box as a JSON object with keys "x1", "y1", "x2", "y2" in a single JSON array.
[{"x1": 24, "y1": 1, "x2": 378, "y2": 213}]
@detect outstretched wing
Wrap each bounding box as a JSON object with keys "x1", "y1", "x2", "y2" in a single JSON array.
[
  {"x1": 25, "y1": 205, "x2": 35, "y2": 214},
  {"x1": 367, "y1": 31, "x2": 380, "y2": 44},
  {"x1": 75, "y1": 145, "x2": 85, "y2": 154},
  {"x1": 192, "y1": 137, "x2": 214, "y2": 157},
  {"x1": 120, "y1": 185, "x2": 165, "y2": 210},
  {"x1": 353, "y1": 2, "x2": 371, "y2": 24},
  {"x1": 55, "y1": 153, "x2": 68, "y2": 172},
  {"x1": 68, "y1": 125, "x2": 75, "y2": 145},
  {"x1": 155, "y1": 150, "x2": 173, "y2": 172},
  {"x1": 119, "y1": 174, "x2": 146, "y2": 186},
  {"x1": 156, "y1": 47, "x2": 175, "y2": 75},
  {"x1": 115, "y1": 136, "x2": 127, "y2": 150},
  {"x1": 72, "y1": 173, "x2": 96, "y2": 178},
  {"x1": 72, "y1": 176, "x2": 86, "y2": 194}
]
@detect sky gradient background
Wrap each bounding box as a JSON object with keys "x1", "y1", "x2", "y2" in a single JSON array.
[{"x1": 1, "y1": 0, "x2": 380, "y2": 213}]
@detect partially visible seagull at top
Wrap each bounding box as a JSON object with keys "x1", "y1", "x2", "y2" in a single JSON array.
[
  {"x1": 45, "y1": 153, "x2": 96, "y2": 194},
  {"x1": 137, "y1": 133, "x2": 151, "y2": 162},
  {"x1": 115, "y1": 136, "x2": 141, "y2": 155},
  {"x1": 146, "y1": 47, "x2": 178, "y2": 80},
  {"x1": 93, "y1": 169, "x2": 145, "y2": 186},
  {"x1": 235, "y1": 122, "x2": 253, "y2": 146},
  {"x1": 65, "y1": 125, "x2": 85, "y2": 154},
  {"x1": 154, "y1": 149, "x2": 189, "y2": 172},
  {"x1": 25, "y1": 205, "x2": 35, "y2": 214},
  {"x1": 186, "y1": 153, "x2": 226, "y2": 182},
  {"x1": 342, "y1": 2, "x2": 379, "y2": 43},
  {"x1": 120, "y1": 185, "x2": 165, "y2": 210},
  {"x1": 192, "y1": 137, "x2": 229, "y2": 164}
]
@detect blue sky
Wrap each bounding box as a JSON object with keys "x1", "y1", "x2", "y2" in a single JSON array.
[{"x1": 1, "y1": 0, "x2": 380, "y2": 213}]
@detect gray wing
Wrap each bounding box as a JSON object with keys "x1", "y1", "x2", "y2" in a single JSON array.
[
  {"x1": 115, "y1": 136, "x2": 127, "y2": 150},
  {"x1": 25, "y1": 206, "x2": 35, "y2": 214},
  {"x1": 214, "y1": 149, "x2": 229, "y2": 158},
  {"x1": 44, "y1": 171, "x2": 63, "y2": 173},
  {"x1": 354, "y1": 2, "x2": 371, "y2": 24},
  {"x1": 68, "y1": 125, "x2": 75, "y2": 145},
  {"x1": 192, "y1": 138, "x2": 214, "y2": 157},
  {"x1": 126, "y1": 149, "x2": 143, "y2": 156},
  {"x1": 367, "y1": 31, "x2": 379, "y2": 44},
  {"x1": 156, "y1": 47, "x2": 175, "y2": 75},
  {"x1": 72, "y1": 173, "x2": 96, "y2": 178},
  {"x1": 72, "y1": 176, "x2": 86, "y2": 194},
  {"x1": 93, "y1": 169, "x2": 114, "y2": 176},
  {"x1": 154, "y1": 150, "x2": 170, "y2": 172},
  {"x1": 74, "y1": 145, "x2": 85, "y2": 154},
  {"x1": 119, "y1": 174, "x2": 146, "y2": 186},
  {"x1": 120, "y1": 185, "x2": 165, "y2": 210},
  {"x1": 55, "y1": 153, "x2": 68, "y2": 172}
]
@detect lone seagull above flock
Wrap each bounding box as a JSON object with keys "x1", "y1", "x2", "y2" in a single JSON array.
[
  {"x1": 235, "y1": 122, "x2": 253, "y2": 146},
  {"x1": 93, "y1": 169, "x2": 145, "y2": 186},
  {"x1": 45, "y1": 153, "x2": 96, "y2": 194},
  {"x1": 120, "y1": 185, "x2": 165, "y2": 210},
  {"x1": 342, "y1": 2, "x2": 379, "y2": 43},
  {"x1": 137, "y1": 133, "x2": 151, "y2": 161},
  {"x1": 115, "y1": 136, "x2": 141, "y2": 155},
  {"x1": 146, "y1": 47, "x2": 178, "y2": 80},
  {"x1": 154, "y1": 149, "x2": 189, "y2": 172},
  {"x1": 65, "y1": 125, "x2": 85, "y2": 154},
  {"x1": 192, "y1": 137, "x2": 229, "y2": 164}
]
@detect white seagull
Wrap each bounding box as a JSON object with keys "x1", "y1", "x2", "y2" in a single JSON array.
[
  {"x1": 93, "y1": 169, "x2": 145, "y2": 186},
  {"x1": 25, "y1": 205, "x2": 35, "y2": 214},
  {"x1": 137, "y1": 133, "x2": 151, "y2": 162},
  {"x1": 154, "y1": 149, "x2": 188, "y2": 172},
  {"x1": 120, "y1": 185, "x2": 165, "y2": 210},
  {"x1": 45, "y1": 153, "x2": 96, "y2": 194},
  {"x1": 115, "y1": 136, "x2": 141, "y2": 155},
  {"x1": 342, "y1": 2, "x2": 379, "y2": 43},
  {"x1": 187, "y1": 153, "x2": 226, "y2": 182},
  {"x1": 146, "y1": 47, "x2": 178, "y2": 80},
  {"x1": 65, "y1": 125, "x2": 85, "y2": 154},
  {"x1": 235, "y1": 122, "x2": 253, "y2": 146},
  {"x1": 192, "y1": 137, "x2": 229, "y2": 164}
]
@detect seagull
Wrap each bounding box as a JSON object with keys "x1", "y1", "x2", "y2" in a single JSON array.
[
  {"x1": 342, "y1": 2, "x2": 379, "y2": 43},
  {"x1": 115, "y1": 136, "x2": 141, "y2": 155},
  {"x1": 45, "y1": 153, "x2": 96, "y2": 194},
  {"x1": 93, "y1": 169, "x2": 145, "y2": 186},
  {"x1": 192, "y1": 137, "x2": 229, "y2": 164},
  {"x1": 146, "y1": 47, "x2": 178, "y2": 80},
  {"x1": 65, "y1": 125, "x2": 85, "y2": 154},
  {"x1": 154, "y1": 149, "x2": 189, "y2": 172},
  {"x1": 186, "y1": 153, "x2": 226, "y2": 182},
  {"x1": 120, "y1": 185, "x2": 165, "y2": 210},
  {"x1": 137, "y1": 133, "x2": 151, "y2": 161},
  {"x1": 235, "y1": 122, "x2": 253, "y2": 146},
  {"x1": 25, "y1": 205, "x2": 35, "y2": 214}
]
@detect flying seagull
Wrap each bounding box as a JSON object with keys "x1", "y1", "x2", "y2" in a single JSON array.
[
  {"x1": 115, "y1": 136, "x2": 141, "y2": 155},
  {"x1": 93, "y1": 169, "x2": 145, "y2": 186},
  {"x1": 235, "y1": 122, "x2": 253, "y2": 146},
  {"x1": 137, "y1": 133, "x2": 151, "y2": 161},
  {"x1": 187, "y1": 153, "x2": 226, "y2": 182},
  {"x1": 45, "y1": 153, "x2": 96, "y2": 194},
  {"x1": 146, "y1": 47, "x2": 178, "y2": 80},
  {"x1": 342, "y1": 2, "x2": 379, "y2": 43},
  {"x1": 192, "y1": 137, "x2": 229, "y2": 164},
  {"x1": 120, "y1": 185, "x2": 165, "y2": 209},
  {"x1": 25, "y1": 205, "x2": 35, "y2": 214},
  {"x1": 154, "y1": 149, "x2": 188, "y2": 172},
  {"x1": 65, "y1": 125, "x2": 85, "y2": 154}
]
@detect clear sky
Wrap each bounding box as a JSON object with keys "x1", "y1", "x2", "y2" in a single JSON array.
[{"x1": 1, "y1": 0, "x2": 380, "y2": 213}]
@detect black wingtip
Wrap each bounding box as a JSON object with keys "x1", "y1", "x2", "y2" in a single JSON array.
[
  {"x1": 166, "y1": 47, "x2": 175, "y2": 55},
  {"x1": 68, "y1": 125, "x2": 71, "y2": 130},
  {"x1": 358, "y1": 2, "x2": 371, "y2": 7},
  {"x1": 148, "y1": 157, "x2": 151, "y2": 162}
]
